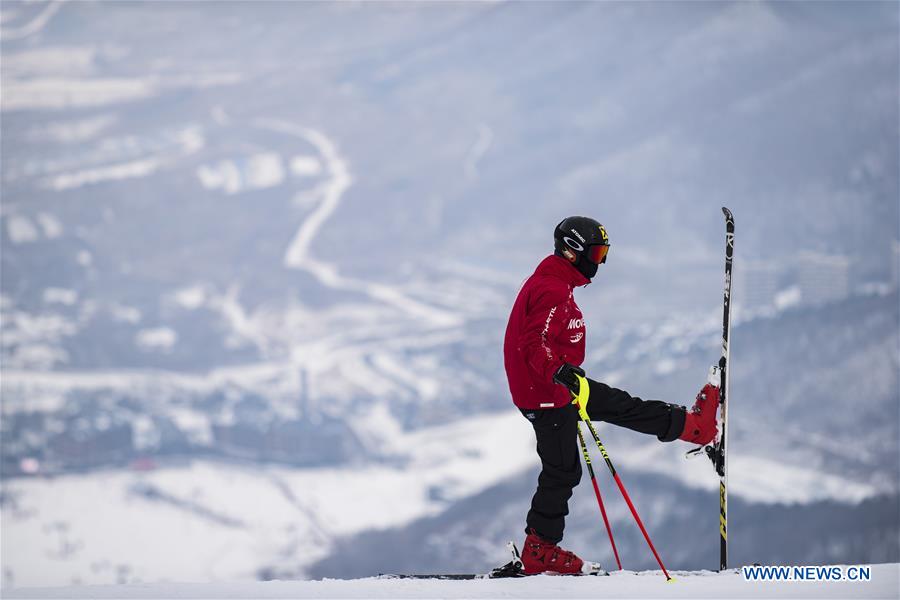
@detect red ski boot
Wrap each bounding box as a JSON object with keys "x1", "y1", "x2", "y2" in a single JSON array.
[
  {"x1": 679, "y1": 373, "x2": 720, "y2": 445},
  {"x1": 521, "y1": 529, "x2": 584, "y2": 575}
]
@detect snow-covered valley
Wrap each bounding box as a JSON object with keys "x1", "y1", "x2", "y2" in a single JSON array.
[{"x1": 2, "y1": 0, "x2": 898, "y2": 593}]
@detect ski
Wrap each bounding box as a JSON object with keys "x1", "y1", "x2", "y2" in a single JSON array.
[
  {"x1": 715, "y1": 207, "x2": 734, "y2": 573},
  {"x1": 378, "y1": 542, "x2": 608, "y2": 579},
  {"x1": 379, "y1": 567, "x2": 608, "y2": 580},
  {"x1": 685, "y1": 207, "x2": 733, "y2": 572},
  {"x1": 378, "y1": 573, "x2": 493, "y2": 580}
]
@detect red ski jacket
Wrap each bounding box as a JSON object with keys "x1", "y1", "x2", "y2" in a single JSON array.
[{"x1": 504, "y1": 255, "x2": 589, "y2": 410}]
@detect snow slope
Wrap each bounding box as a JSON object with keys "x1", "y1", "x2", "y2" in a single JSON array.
[{"x1": 4, "y1": 565, "x2": 898, "y2": 599}]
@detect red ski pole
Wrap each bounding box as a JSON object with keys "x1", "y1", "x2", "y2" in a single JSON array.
[
  {"x1": 577, "y1": 424, "x2": 623, "y2": 570},
  {"x1": 573, "y1": 375, "x2": 674, "y2": 582}
]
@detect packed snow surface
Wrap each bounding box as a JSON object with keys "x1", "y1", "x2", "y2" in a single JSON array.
[{"x1": 4, "y1": 565, "x2": 898, "y2": 599}]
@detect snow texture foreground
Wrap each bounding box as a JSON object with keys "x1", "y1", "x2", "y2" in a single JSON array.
[{"x1": 4, "y1": 565, "x2": 898, "y2": 599}]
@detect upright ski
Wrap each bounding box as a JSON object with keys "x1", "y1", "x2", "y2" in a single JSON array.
[
  {"x1": 685, "y1": 207, "x2": 734, "y2": 572},
  {"x1": 707, "y1": 207, "x2": 735, "y2": 572},
  {"x1": 716, "y1": 206, "x2": 734, "y2": 572}
]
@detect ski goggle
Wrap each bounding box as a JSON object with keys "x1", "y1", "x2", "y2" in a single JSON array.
[{"x1": 586, "y1": 244, "x2": 609, "y2": 264}]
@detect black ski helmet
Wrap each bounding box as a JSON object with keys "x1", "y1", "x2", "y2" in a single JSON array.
[{"x1": 553, "y1": 216, "x2": 610, "y2": 280}]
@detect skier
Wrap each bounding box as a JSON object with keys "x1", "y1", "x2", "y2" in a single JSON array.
[{"x1": 503, "y1": 216, "x2": 720, "y2": 575}]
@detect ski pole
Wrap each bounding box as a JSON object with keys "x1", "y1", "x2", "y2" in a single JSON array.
[
  {"x1": 577, "y1": 423, "x2": 623, "y2": 570},
  {"x1": 572, "y1": 374, "x2": 674, "y2": 582}
]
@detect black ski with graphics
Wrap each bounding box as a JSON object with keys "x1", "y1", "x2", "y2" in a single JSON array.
[
  {"x1": 685, "y1": 207, "x2": 734, "y2": 572},
  {"x1": 716, "y1": 206, "x2": 734, "y2": 572}
]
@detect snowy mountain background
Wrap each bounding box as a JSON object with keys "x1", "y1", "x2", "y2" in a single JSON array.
[{"x1": 1, "y1": 0, "x2": 898, "y2": 589}]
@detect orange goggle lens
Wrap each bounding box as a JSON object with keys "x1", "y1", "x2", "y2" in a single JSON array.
[{"x1": 587, "y1": 244, "x2": 609, "y2": 264}]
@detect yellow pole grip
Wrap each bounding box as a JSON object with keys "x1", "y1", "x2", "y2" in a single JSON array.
[{"x1": 572, "y1": 373, "x2": 590, "y2": 421}]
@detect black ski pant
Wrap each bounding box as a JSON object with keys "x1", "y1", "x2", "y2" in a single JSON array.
[{"x1": 521, "y1": 378, "x2": 686, "y2": 544}]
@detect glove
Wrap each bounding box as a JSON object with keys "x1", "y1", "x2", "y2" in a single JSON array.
[{"x1": 552, "y1": 362, "x2": 585, "y2": 395}]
